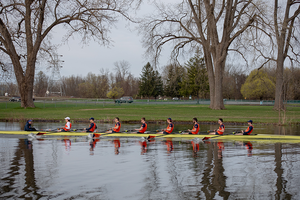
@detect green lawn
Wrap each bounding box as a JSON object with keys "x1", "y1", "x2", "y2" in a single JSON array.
[{"x1": 0, "y1": 102, "x2": 299, "y2": 124}]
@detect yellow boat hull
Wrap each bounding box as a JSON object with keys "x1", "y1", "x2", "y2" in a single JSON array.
[{"x1": 1, "y1": 130, "x2": 300, "y2": 142}]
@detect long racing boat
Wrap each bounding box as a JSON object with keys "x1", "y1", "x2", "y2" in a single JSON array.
[{"x1": 1, "y1": 130, "x2": 300, "y2": 143}]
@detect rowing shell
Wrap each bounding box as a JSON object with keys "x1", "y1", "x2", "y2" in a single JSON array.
[{"x1": 1, "y1": 130, "x2": 300, "y2": 142}]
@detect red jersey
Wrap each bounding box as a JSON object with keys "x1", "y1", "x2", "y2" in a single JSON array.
[
  {"x1": 113, "y1": 122, "x2": 121, "y2": 132},
  {"x1": 165, "y1": 123, "x2": 174, "y2": 134},
  {"x1": 191, "y1": 122, "x2": 199, "y2": 134},
  {"x1": 217, "y1": 124, "x2": 225, "y2": 135},
  {"x1": 244, "y1": 125, "x2": 253, "y2": 135},
  {"x1": 139, "y1": 123, "x2": 147, "y2": 133}
]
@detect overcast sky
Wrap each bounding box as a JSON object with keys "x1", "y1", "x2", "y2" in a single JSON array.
[{"x1": 37, "y1": 1, "x2": 183, "y2": 78}]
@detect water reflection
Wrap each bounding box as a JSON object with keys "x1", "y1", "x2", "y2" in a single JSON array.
[
  {"x1": 62, "y1": 138, "x2": 71, "y2": 151},
  {"x1": 164, "y1": 138, "x2": 173, "y2": 153},
  {"x1": 89, "y1": 138, "x2": 100, "y2": 155},
  {"x1": 113, "y1": 138, "x2": 120, "y2": 155},
  {"x1": 139, "y1": 140, "x2": 147, "y2": 155},
  {"x1": 1, "y1": 138, "x2": 300, "y2": 199}
]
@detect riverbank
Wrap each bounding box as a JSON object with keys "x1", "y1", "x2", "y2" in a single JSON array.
[{"x1": 0, "y1": 103, "x2": 299, "y2": 125}]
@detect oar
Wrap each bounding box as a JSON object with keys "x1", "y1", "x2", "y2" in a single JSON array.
[
  {"x1": 202, "y1": 132, "x2": 258, "y2": 141},
  {"x1": 198, "y1": 130, "x2": 211, "y2": 134},
  {"x1": 178, "y1": 130, "x2": 189, "y2": 134},
  {"x1": 146, "y1": 132, "x2": 176, "y2": 140},
  {"x1": 36, "y1": 129, "x2": 59, "y2": 135},
  {"x1": 88, "y1": 130, "x2": 114, "y2": 138},
  {"x1": 72, "y1": 128, "x2": 85, "y2": 132},
  {"x1": 202, "y1": 132, "x2": 234, "y2": 141},
  {"x1": 124, "y1": 129, "x2": 140, "y2": 133}
]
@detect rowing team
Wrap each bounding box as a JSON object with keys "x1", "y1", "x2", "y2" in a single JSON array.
[{"x1": 24, "y1": 116, "x2": 254, "y2": 135}]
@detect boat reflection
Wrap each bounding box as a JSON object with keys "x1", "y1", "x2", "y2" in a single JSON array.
[
  {"x1": 234, "y1": 141, "x2": 253, "y2": 157},
  {"x1": 113, "y1": 138, "x2": 120, "y2": 155},
  {"x1": 89, "y1": 138, "x2": 100, "y2": 155},
  {"x1": 0, "y1": 138, "x2": 296, "y2": 199},
  {"x1": 164, "y1": 138, "x2": 173, "y2": 153},
  {"x1": 139, "y1": 140, "x2": 147, "y2": 155},
  {"x1": 191, "y1": 140, "x2": 200, "y2": 157},
  {"x1": 62, "y1": 138, "x2": 71, "y2": 151}
]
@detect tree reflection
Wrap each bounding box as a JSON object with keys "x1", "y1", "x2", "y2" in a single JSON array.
[
  {"x1": 201, "y1": 141, "x2": 230, "y2": 199},
  {"x1": 274, "y1": 143, "x2": 292, "y2": 199},
  {"x1": 0, "y1": 139, "x2": 43, "y2": 199}
]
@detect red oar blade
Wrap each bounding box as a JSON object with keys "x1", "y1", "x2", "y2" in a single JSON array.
[
  {"x1": 36, "y1": 132, "x2": 48, "y2": 136},
  {"x1": 202, "y1": 137, "x2": 211, "y2": 141}
]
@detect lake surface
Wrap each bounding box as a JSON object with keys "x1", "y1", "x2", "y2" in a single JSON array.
[{"x1": 1, "y1": 122, "x2": 300, "y2": 199}]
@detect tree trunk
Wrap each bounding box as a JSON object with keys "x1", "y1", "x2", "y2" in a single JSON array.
[
  {"x1": 14, "y1": 57, "x2": 36, "y2": 108},
  {"x1": 204, "y1": 50, "x2": 216, "y2": 109},
  {"x1": 204, "y1": 48, "x2": 225, "y2": 110},
  {"x1": 213, "y1": 60, "x2": 225, "y2": 110},
  {"x1": 273, "y1": 53, "x2": 284, "y2": 111}
]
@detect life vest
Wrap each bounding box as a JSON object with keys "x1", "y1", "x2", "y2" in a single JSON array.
[
  {"x1": 63, "y1": 122, "x2": 72, "y2": 131},
  {"x1": 217, "y1": 124, "x2": 225, "y2": 135},
  {"x1": 165, "y1": 123, "x2": 174, "y2": 134},
  {"x1": 244, "y1": 125, "x2": 253, "y2": 135},
  {"x1": 191, "y1": 122, "x2": 199, "y2": 134},
  {"x1": 88, "y1": 123, "x2": 97, "y2": 132},
  {"x1": 139, "y1": 123, "x2": 147, "y2": 133},
  {"x1": 113, "y1": 122, "x2": 121, "y2": 132}
]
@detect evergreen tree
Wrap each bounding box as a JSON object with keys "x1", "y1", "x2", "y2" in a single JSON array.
[
  {"x1": 152, "y1": 70, "x2": 164, "y2": 99},
  {"x1": 180, "y1": 55, "x2": 209, "y2": 99},
  {"x1": 164, "y1": 64, "x2": 183, "y2": 98},
  {"x1": 138, "y1": 62, "x2": 155, "y2": 98}
]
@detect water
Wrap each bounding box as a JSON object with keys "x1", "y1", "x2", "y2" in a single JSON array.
[
  {"x1": 1, "y1": 137, "x2": 300, "y2": 199},
  {"x1": 1, "y1": 122, "x2": 300, "y2": 199}
]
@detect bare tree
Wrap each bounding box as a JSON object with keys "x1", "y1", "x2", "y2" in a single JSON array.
[
  {"x1": 247, "y1": 0, "x2": 300, "y2": 110},
  {"x1": 273, "y1": 0, "x2": 300, "y2": 110},
  {"x1": 0, "y1": 0, "x2": 137, "y2": 108},
  {"x1": 140, "y1": 0, "x2": 258, "y2": 109}
]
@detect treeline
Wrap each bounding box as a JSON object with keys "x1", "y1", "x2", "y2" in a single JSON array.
[{"x1": 2, "y1": 56, "x2": 300, "y2": 101}]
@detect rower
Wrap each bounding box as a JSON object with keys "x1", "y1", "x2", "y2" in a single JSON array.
[
  {"x1": 84, "y1": 117, "x2": 97, "y2": 133},
  {"x1": 106, "y1": 117, "x2": 121, "y2": 133},
  {"x1": 235, "y1": 120, "x2": 253, "y2": 135},
  {"x1": 209, "y1": 118, "x2": 225, "y2": 135},
  {"x1": 157, "y1": 118, "x2": 174, "y2": 134},
  {"x1": 183, "y1": 117, "x2": 199, "y2": 134},
  {"x1": 24, "y1": 120, "x2": 37, "y2": 131},
  {"x1": 133, "y1": 117, "x2": 147, "y2": 133},
  {"x1": 58, "y1": 117, "x2": 72, "y2": 132}
]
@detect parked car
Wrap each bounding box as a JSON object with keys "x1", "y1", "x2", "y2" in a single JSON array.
[
  {"x1": 9, "y1": 97, "x2": 35, "y2": 102},
  {"x1": 172, "y1": 97, "x2": 179, "y2": 101},
  {"x1": 115, "y1": 96, "x2": 133, "y2": 103},
  {"x1": 9, "y1": 97, "x2": 21, "y2": 102}
]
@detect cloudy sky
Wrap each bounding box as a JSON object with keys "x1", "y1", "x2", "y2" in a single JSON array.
[{"x1": 40, "y1": 1, "x2": 183, "y2": 78}]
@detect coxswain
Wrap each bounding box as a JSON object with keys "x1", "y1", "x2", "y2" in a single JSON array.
[
  {"x1": 106, "y1": 117, "x2": 121, "y2": 133},
  {"x1": 157, "y1": 118, "x2": 174, "y2": 134},
  {"x1": 84, "y1": 117, "x2": 97, "y2": 133},
  {"x1": 24, "y1": 120, "x2": 37, "y2": 131},
  {"x1": 209, "y1": 118, "x2": 225, "y2": 135},
  {"x1": 183, "y1": 117, "x2": 199, "y2": 134},
  {"x1": 235, "y1": 120, "x2": 253, "y2": 135},
  {"x1": 58, "y1": 117, "x2": 72, "y2": 132},
  {"x1": 133, "y1": 117, "x2": 147, "y2": 133}
]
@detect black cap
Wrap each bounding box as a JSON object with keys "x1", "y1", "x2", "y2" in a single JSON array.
[
  {"x1": 89, "y1": 117, "x2": 94, "y2": 120},
  {"x1": 247, "y1": 120, "x2": 253, "y2": 123}
]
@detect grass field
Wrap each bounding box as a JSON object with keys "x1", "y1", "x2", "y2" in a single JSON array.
[{"x1": 0, "y1": 102, "x2": 299, "y2": 124}]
